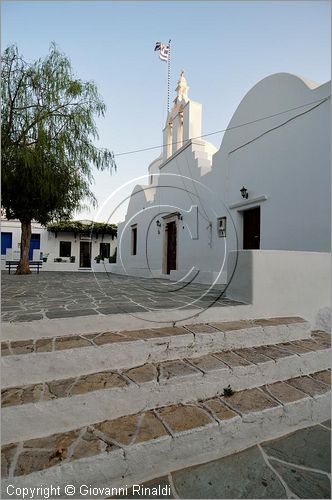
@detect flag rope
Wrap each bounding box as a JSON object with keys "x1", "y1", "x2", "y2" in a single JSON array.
[{"x1": 167, "y1": 39, "x2": 171, "y2": 113}]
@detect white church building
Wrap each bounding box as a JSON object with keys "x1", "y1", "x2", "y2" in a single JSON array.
[{"x1": 112, "y1": 71, "x2": 330, "y2": 325}]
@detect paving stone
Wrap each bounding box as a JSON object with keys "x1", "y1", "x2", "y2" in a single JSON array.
[
  {"x1": 70, "y1": 430, "x2": 108, "y2": 460},
  {"x1": 310, "y1": 370, "x2": 331, "y2": 385},
  {"x1": 292, "y1": 339, "x2": 325, "y2": 352},
  {"x1": 185, "y1": 324, "x2": 218, "y2": 334},
  {"x1": 186, "y1": 355, "x2": 228, "y2": 372},
  {"x1": 35, "y1": 338, "x2": 53, "y2": 352},
  {"x1": 2, "y1": 388, "x2": 24, "y2": 407},
  {"x1": 213, "y1": 350, "x2": 252, "y2": 367},
  {"x1": 124, "y1": 364, "x2": 158, "y2": 384},
  {"x1": 1, "y1": 342, "x2": 11, "y2": 356},
  {"x1": 172, "y1": 445, "x2": 286, "y2": 498},
  {"x1": 81, "y1": 332, "x2": 102, "y2": 341},
  {"x1": 45, "y1": 309, "x2": 98, "y2": 319},
  {"x1": 13, "y1": 449, "x2": 56, "y2": 477},
  {"x1": 286, "y1": 376, "x2": 330, "y2": 396},
  {"x1": 14, "y1": 313, "x2": 43, "y2": 322},
  {"x1": 23, "y1": 430, "x2": 79, "y2": 450},
  {"x1": 159, "y1": 360, "x2": 201, "y2": 381},
  {"x1": 96, "y1": 306, "x2": 126, "y2": 315},
  {"x1": 110, "y1": 304, "x2": 148, "y2": 313},
  {"x1": 277, "y1": 342, "x2": 311, "y2": 354},
  {"x1": 253, "y1": 317, "x2": 304, "y2": 326},
  {"x1": 311, "y1": 331, "x2": 331, "y2": 347},
  {"x1": 70, "y1": 371, "x2": 127, "y2": 395},
  {"x1": 47, "y1": 378, "x2": 76, "y2": 398},
  {"x1": 41, "y1": 383, "x2": 56, "y2": 402},
  {"x1": 9, "y1": 340, "x2": 34, "y2": 355},
  {"x1": 21, "y1": 383, "x2": 45, "y2": 404},
  {"x1": 1, "y1": 443, "x2": 17, "y2": 478},
  {"x1": 95, "y1": 411, "x2": 168, "y2": 445},
  {"x1": 221, "y1": 388, "x2": 279, "y2": 414},
  {"x1": 270, "y1": 459, "x2": 331, "y2": 499},
  {"x1": 262, "y1": 425, "x2": 330, "y2": 473},
  {"x1": 158, "y1": 404, "x2": 213, "y2": 433},
  {"x1": 15, "y1": 430, "x2": 80, "y2": 476},
  {"x1": 152, "y1": 326, "x2": 189, "y2": 336},
  {"x1": 265, "y1": 381, "x2": 308, "y2": 403},
  {"x1": 252, "y1": 318, "x2": 286, "y2": 327},
  {"x1": 253, "y1": 345, "x2": 293, "y2": 360},
  {"x1": 203, "y1": 398, "x2": 238, "y2": 421},
  {"x1": 209, "y1": 320, "x2": 253, "y2": 332},
  {"x1": 119, "y1": 329, "x2": 166, "y2": 340},
  {"x1": 234, "y1": 348, "x2": 272, "y2": 364},
  {"x1": 93, "y1": 331, "x2": 133, "y2": 346},
  {"x1": 54, "y1": 335, "x2": 92, "y2": 351}
]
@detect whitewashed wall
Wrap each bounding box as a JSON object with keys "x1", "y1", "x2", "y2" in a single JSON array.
[
  {"x1": 226, "y1": 250, "x2": 331, "y2": 329},
  {"x1": 207, "y1": 73, "x2": 331, "y2": 254},
  {"x1": 114, "y1": 73, "x2": 331, "y2": 285},
  {"x1": 1, "y1": 220, "x2": 117, "y2": 272}
]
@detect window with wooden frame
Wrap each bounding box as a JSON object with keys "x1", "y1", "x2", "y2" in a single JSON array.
[{"x1": 59, "y1": 241, "x2": 71, "y2": 257}]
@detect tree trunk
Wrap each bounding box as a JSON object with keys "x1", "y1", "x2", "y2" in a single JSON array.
[{"x1": 15, "y1": 220, "x2": 32, "y2": 274}]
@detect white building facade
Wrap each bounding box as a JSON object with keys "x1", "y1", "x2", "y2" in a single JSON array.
[
  {"x1": 113, "y1": 72, "x2": 331, "y2": 286},
  {"x1": 1, "y1": 219, "x2": 117, "y2": 272}
]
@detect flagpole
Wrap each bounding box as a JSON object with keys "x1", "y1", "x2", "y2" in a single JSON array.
[{"x1": 167, "y1": 39, "x2": 171, "y2": 113}]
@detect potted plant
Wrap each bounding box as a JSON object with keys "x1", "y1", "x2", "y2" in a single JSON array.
[
  {"x1": 70, "y1": 256, "x2": 75, "y2": 263},
  {"x1": 94, "y1": 255, "x2": 101, "y2": 264}
]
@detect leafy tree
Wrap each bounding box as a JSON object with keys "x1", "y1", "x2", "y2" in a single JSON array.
[{"x1": 1, "y1": 44, "x2": 116, "y2": 274}]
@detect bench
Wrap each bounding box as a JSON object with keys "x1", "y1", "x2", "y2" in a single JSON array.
[{"x1": 5, "y1": 261, "x2": 43, "y2": 274}]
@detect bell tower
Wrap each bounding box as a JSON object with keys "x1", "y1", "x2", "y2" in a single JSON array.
[{"x1": 162, "y1": 71, "x2": 202, "y2": 162}]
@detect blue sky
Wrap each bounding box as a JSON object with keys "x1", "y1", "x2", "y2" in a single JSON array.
[{"x1": 2, "y1": 1, "x2": 330, "y2": 222}]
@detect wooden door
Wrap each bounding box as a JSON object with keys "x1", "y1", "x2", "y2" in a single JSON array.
[
  {"x1": 243, "y1": 207, "x2": 260, "y2": 249},
  {"x1": 80, "y1": 241, "x2": 91, "y2": 268},
  {"x1": 166, "y1": 221, "x2": 177, "y2": 274}
]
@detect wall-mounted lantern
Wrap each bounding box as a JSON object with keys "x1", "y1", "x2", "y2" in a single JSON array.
[{"x1": 240, "y1": 186, "x2": 248, "y2": 199}]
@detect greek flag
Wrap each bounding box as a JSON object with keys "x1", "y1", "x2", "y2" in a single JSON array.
[{"x1": 154, "y1": 41, "x2": 169, "y2": 62}]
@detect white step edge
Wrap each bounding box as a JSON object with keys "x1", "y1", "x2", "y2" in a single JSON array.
[
  {"x1": 1, "y1": 392, "x2": 330, "y2": 498},
  {"x1": 1, "y1": 322, "x2": 311, "y2": 388},
  {"x1": 2, "y1": 348, "x2": 329, "y2": 445},
  {"x1": 1, "y1": 305, "x2": 304, "y2": 342}
]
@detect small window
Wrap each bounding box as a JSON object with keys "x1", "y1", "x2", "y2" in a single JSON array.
[
  {"x1": 100, "y1": 242, "x2": 110, "y2": 259},
  {"x1": 59, "y1": 241, "x2": 71, "y2": 257},
  {"x1": 131, "y1": 225, "x2": 137, "y2": 255}
]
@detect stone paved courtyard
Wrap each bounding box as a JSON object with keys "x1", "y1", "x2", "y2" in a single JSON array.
[
  {"x1": 115, "y1": 423, "x2": 331, "y2": 499},
  {"x1": 1, "y1": 271, "x2": 239, "y2": 322}
]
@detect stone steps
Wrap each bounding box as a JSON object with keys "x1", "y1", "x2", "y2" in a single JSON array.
[
  {"x1": 1, "y1": 317, "x2": 311, "y2": 387},
  {"x1": 1, "y1": 316, "x2": 330, "y2": 497},
  {"x1": 1, "y1": 331, "x2": 330, "y2": 445},
  {"x1": 2, "y1": 373, "x2": 330, "y2": 498}
]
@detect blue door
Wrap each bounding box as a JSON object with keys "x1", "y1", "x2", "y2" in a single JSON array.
[
  {"x1": 29, "y1": 234, "x2": 41, "y2": 261},
  {"x1": 1, "y1": 232, "x2": 12, "y2": 255}
]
